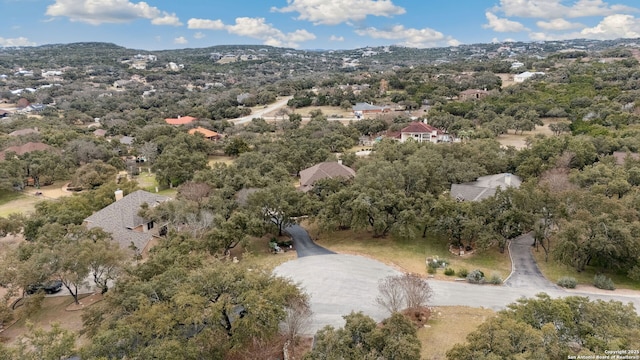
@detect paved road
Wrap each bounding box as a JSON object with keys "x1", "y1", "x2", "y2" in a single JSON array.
[
  {"x1": 274, "y1": 228, "x2": 640, "y2": 335},
  {"x1": 504, "y1": 233, "x2": 558, "y2": 290},
  {"x1": 284, "y1": 225, "x2": 335, "y2": 257},
  {"x1": 230, "y1": 96, "x2": 292, "y2": 125}
]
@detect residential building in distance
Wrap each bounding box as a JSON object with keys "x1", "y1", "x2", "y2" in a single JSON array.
[
  {"x1": 352, "y1": 102, "x2": 390, "y2": 119},
  {"x1": 398, "y1": 122, "x2": 449, "y2": 143},
  {"x1": 450, "y1": 173, "x2": 522, "y2": 202}
]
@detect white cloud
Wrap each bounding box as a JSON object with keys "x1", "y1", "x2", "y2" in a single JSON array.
[
  {"x1": 0, "y1": 37, "x2": 36, "y2": 47},
  {"x1": 330, "y1": 35, "x2": 345, "y2": 41},
  {"x1": 151, "y1": 13, "x2": 182, "y2": 26},
  {"x1": 193, "y1": 32, "x2": 205, "y2": 39},
  {"x1": 483, "y1": 12, "x2": 529, "y2": 32},
  {"x1": 272, "y1": 0, "x2": 405, "y2": 25},
  {"x1": 46, "y1": 0, "x2": 181, "y2": 26},
  {"x1": 174, "y1": 36, "x2": 188, "y2": 45},
  {"x1": 580, "y1": 14, "x2": 640, "y2": 38},
  {"x1": 187, "y1": 18, "x2": 225, "y2": 30},
  {"x1": 536, "y1": 18, "x2": 584, "y2": 30},
  {"x1": 530, "y1": 13, "x2": 640, "y2": 40},
  {"x1": 186, "y1": 17, "x2": 316, "y2": 48},
  {"x1": 495, "y1": 0, "x2": 637, "y2": 19},
  {"x1": 355, "y1": 25, "x2": 459, "y2": 48}
]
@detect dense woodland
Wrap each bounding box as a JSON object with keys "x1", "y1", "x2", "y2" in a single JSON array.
[{"x1": 0, "y1": 39, "x2": 640, "y2": 358}]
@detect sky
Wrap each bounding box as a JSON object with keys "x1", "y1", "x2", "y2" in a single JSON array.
[{"x1": 1, "y1": 0, "x2": 640, "y2": 50}]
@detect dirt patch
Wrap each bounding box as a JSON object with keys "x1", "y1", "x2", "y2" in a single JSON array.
[
  {"x1": 0, "y1": 295, "x2": 88, "y2": 346},
  {"x1": 66, "y1": 292, "x2": 103, "y2": 311},
  {"x1": 496, "y1": 118, "x2": 565, "y2": 149}
]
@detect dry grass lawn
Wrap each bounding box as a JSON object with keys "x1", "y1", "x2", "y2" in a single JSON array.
[
  {"x1": 0, "y1": 295, "x2": 90, "y2": 347},
  {"x1": 532, "y1": 247, "x2": 640, "y2": 291},
  {"x1": 0, "y1": 181, "x2": 73, "y2": 217},
  {"x1": 496, "y1": 118, "x2": 568, "y2": 149},
  {"x1": 418, "y1": 306, "x2": 495, "y2": 360},
  {"x1": 208, "y1": 155, "x2": 235, "y2": 167},
  {"x1": 305, "y1": 224, "x2": 511, "y2": 280}
]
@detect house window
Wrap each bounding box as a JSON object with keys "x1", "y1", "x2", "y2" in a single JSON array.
[{"x1": 147, "y1": 221, "x2": 154, "y2": 230}]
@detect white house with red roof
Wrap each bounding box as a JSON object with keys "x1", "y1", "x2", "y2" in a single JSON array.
[{"x1": 399, "y1": 122, "x2": 449, "y2": 144}]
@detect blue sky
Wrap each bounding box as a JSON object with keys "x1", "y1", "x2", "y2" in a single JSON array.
[{"x1": 1, "y1": 0, "x2": 640, "y2": 50}]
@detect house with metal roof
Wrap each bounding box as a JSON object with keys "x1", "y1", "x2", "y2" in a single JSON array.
[{"x1": 352, "y1": 102, "x2": 390, "y2": 119}]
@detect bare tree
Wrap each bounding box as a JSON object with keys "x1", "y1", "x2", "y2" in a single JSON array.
[
  {"x1": 376, "y1": 275, "x2": 406, "y2": 313},
  {"x1": 281, "y1": 295, "x2": 312, "y2": 345},
  {"x1": 400, "y1": 273, "x2": 433, "y2": 309},
  {"x1": 376, "y1": 274, "x2": 433, "y2": 314}
]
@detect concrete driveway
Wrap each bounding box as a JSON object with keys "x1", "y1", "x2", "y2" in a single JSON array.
[{"x1": 274, "y1": 229, "x2": 640, "y2": 335}]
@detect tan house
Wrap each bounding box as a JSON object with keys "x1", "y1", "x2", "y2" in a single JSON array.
[
  {"x1": 83, "y1": 190, "x2": 170, "y2": 255},
  {"x1": 299, "y1": 162, "x2": 356, "y2": 192},
  {"x1": 188, "y1": 127, "x2": 220, "y2": 140}
]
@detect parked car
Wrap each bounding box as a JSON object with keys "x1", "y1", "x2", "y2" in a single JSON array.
[{"x1": 26, "y1": 280, "x2": 63, "y2": 295}]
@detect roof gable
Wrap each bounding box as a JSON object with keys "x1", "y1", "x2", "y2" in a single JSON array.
[
  {"x1": 165, "y1": 116, "x2": 197, "y2": 125},
  {"x1": 299, "y1": 162, "x2": 356, "y2": 190},
  {"x1": 401, "y1": 122, "x2": 439, "y2": 134},
  {"x1": 0, "y1": 142, "x2": 51, "y2": 161},
  {"x1": 84, "y1": 190, "x2": 169, "y2": 251},
  {"x1": 188, "y1": 127, "x2": 219, "y2": 138}
]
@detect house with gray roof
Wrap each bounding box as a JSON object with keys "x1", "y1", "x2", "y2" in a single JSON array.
[
  {"x1": 352, "y1": 102, "x2": 390, "y2": 119},
  {"x1": 450, "y1": 173, "x2": 521, "y2": 202},
  {"x1": 299, "y1": 161, "x2": 356, "y2": 192},
  {"x1": 83, "y1": 190, "x2": 170, "y2": 254}
]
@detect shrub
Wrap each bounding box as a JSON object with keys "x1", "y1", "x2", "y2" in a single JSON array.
[
  {"x1": 466, "y1": 269, "x2": 485, "y2": 284},
  {"x1": 427, "y1": 267, "x2": 437, "y2": 274},
  {"x1": 489, "y1": 273, "x2": 503, "y2": 285},
  {"x1": 557, "y1": 276, "x2": 577, "y2": 289},
  {"x1": 457, "y1": 268, "x2": 469, "y2": 278},
  {"x1": 427, "y1": 261, "x2": 439, "y2": 270},
  {"x1": 444, "y1": 267, "x2": 455, "y2": 276},
  {"x1": 593, "y1": 274, "x2": 615, "y2": 290}
]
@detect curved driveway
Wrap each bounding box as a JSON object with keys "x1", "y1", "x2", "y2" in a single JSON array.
[
  {"x1": 285, "y1": 225, "x2": 335, "y2": 257},
  {"x1": 275, "y1": 229, "x2": 640, "y2": 335}
]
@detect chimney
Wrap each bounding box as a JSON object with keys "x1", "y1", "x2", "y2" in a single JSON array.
[
  {"x1": 115, "y1": 189, "x2": 124, "y2": 201},
  {"x1": 338, "y1": 159, "x2": 343, "y2": 165},
  {"x1": 505, "y1": 173, "x2": 512, "y2": 186}
]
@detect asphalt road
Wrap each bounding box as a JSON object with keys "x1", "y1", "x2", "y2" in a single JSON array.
[
  {"x1": 284, "y1": 224, "x2": 335, "y2": 257},
  {"x1": 504, "y1": 233, "x2": 558, "y2": 291},
  {"x1": 274, "y1": 228, "x2": 640, "y2": 335}
]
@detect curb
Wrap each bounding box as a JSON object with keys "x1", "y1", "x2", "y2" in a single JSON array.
[{"x1": 503, "y1": 239, "x2": 516, "y2": 285}]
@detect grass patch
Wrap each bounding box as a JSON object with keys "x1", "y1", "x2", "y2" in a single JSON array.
[
  {"x1": 0, "y1": 189, "x2": 23, "y2": 205},
  {"x1": 532, "y1": 248, "x2": 640, "y2": 291},
  {"x1": 231, "y1": 235, "x2": 297, "y2": 271},
  {"x1": 134, "y1": 173, "x2": 177, "y2": 197},
  {"x1": 208, "y1": 155, "x2": 235, "y2": 167},
  {"x1": 307, "y1": 224, "x2": 511, "y2": 280},
  {"x1": 418, "y1": 306, "x2": 494, "y2": 360}
]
